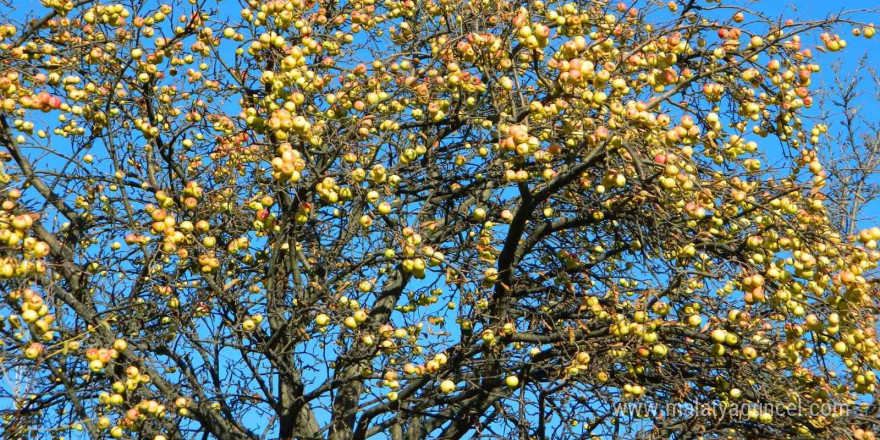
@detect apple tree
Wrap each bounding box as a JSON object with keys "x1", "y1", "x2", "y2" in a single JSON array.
[
  {"x1": 0, "y1": 0, "x2": 879, "y2": 440},
  {"x1": 816, "y1": 54, "x2": 880, "y2": 237}
]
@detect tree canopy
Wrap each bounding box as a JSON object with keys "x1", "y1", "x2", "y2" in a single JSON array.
[{"x1": 0, "y1": 0, "x2": 879, "y2": 440}]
